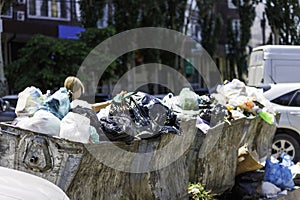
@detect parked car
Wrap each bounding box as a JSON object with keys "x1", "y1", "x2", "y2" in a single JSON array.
[
  {"x1": 0, "y1": 166, "x2": 69, "y2": 200},
  {"x1": 263, "y1": 83, "x2": 300, "y2": 162},
  {"x1": 0, "y1": 96, "x2": 16, "y2": 122},
  {"x1": 2, "y1": 94, "x2": 18, "y2": 108}
]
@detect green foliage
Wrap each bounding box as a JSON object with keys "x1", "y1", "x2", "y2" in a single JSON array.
[
  {"x1": 79, "y1": 26, "x2": 116, "y2": 49},
  {"x1": 265, "y1": 0, "x2": 300, "y2": 44},
  {"x1": 5, "y1": 35, "x2": 87, "y2": 93},
  {"x1": 226, "y1": 0, "x2": 258, "y2": 81},
  {"x1": 111, "y1": 0, "x2": 188, "y2": 93},
  {"x1": 0, "y1": 0, "x2": 14, "y2": 14},
  {"x1": 160, "y1": 0, "x2": 187, "y2": 31},
  {"x1": 188, "y1": 183, "x2": 215, "y2": 200},
  {"x1": 196, "y1": 0, "x2": 222, "y2": 57},
  {"x1": 226, "y1": 18, "x2": 238, "y2": 80},
  {"x1": 233, "y1": 0, "x2": 257, "y2": 48},
  {"x1": 80, "y1": 0, "x2": 106, "y2": 28},
  {"x1": 5, "y1": 26, "x2": 118, "y2": 93},
  {"x1": 78, "y1": 26, "x2": 118, "y2": 83},
  {"x1": 112, "y1": 0, "x2": 142, "y2": 32},
  {"x1": 106, "y1": 0, "x2": 187, "y2": 32}
]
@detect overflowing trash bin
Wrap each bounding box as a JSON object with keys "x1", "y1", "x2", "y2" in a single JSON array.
[
  {"x1": 187, "y1": 116, "x2": 278, "y2": 195},
  {"x1": 0, "y1": 117, "x2": 196, "y2": 199},
  {"x1": 0, "y1": 79, "x2": 280, "y2": 199}
]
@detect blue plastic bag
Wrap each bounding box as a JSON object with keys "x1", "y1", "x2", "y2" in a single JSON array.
[
  {"x1": 281, "y1": 153, "x2": 294, "y2": 168},
  {"x1": 39, "y1": 87, "x2": 70, "y2": 120},
  {"x1": 264, "y1": 158, "x2": 295, "y2": 189}
]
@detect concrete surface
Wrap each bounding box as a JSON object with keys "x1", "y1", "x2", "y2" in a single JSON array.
[{"x1": 273, "y1": 189, "x2": 300, "y2": 200}]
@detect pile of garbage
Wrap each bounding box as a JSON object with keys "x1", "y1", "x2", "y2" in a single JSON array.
[
  {"x1": 162, "y1": 79, "x2": 276, "y2": 133},
  {"x1": 4, "y1": 79, "x2": 286, "y2": 200},
  {"x1": 211, "y1": 79, "x2": 276, "y2": 124},
  {"x1": 12, "y1": 87, "x2": 182, "y2": 144},
  {"x1": 98, "y1": 91, "x2": 181, "y2": 142},
  {"x1": 10, "y1": 79, "x2": 276, "y2": 144},
  {"x1": 230, "y1": 151, "x2": 300, "y2": 199}
]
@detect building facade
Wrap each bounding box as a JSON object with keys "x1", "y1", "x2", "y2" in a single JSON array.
[
  {"x1": 184, "y1": 0, "x2": 240, "y2": 85},
  {"x1": 2, "y1": 0, "x2": 83, "y2": 65}
]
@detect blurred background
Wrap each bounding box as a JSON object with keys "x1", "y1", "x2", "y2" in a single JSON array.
[{"x1": 0, "y1": 0, "x2": 298, "y2": 97}]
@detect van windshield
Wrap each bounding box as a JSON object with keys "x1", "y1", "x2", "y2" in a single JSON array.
[{"x1": 249, "y1": 50, "x2": 263, "y2": 66}]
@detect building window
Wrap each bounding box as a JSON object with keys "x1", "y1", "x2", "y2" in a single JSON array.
[
  {"x1": 232, "y1": 19, "x2": 240, "y2": 31},
  {"x1": 28, "y1": 0, "x2": 70, "y2": 21},
  {"x1": 232, "y1": 19, "x2": 241, "y2": 41},
  {"x1": 97, "y1": 3, "x2": 109, "y2": 28},
  {"x1": 227, "y1": 0, "x2": 237, "y2": 9},
  {"x1": 1, "y1": 4, "x2": 13, "y2": 18},
  {"x1": 75, "y1": 0, "x2": 81, "y2": 21},
  {"x1": 228, "y1": 0, "x2": 245, "y2": 9}
]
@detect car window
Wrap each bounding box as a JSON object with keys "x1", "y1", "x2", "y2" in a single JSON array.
[
  {"x1": 271, "y1": 90, "x2": 297, "y2": 106},
  {"x1": 2, "y1": 95, "x2": 18, "y2": 108},
  {"x1": 289, "y1": 91, "x2": 300, "y2": 106}
]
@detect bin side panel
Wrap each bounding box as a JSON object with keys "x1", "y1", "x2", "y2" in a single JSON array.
[
  {"x1": 255, "y1": 118, "x2": 277, "y2": 160},
  {"x1": 187, "y1": 118, "x2": 246, "y2": 194},
  {"x1": 0, "y1": 131, "x2": 19, "y2": 168},
  {"x1": 0, "y1": 123, "x2": 84, "y2": 192},
  {"x1": 66, "y1": 118, "x2": 196, "y2": 200},
  {"x1": 239, "y1": 118, "x2": 260, "y2": 149}
]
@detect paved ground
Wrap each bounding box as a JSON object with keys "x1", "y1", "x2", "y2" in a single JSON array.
[{"x1": 272, "y1": 188, "x2": 300, "y2": 200}]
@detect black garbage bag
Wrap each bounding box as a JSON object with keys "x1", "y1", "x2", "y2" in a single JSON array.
[
  {"x1": 99, "y1": 116, "x2": 136, "y2": 143},
  {"x1": 199, "y1": 95, "x2": 230, "y2": 126},
  {"x1": 108, "y1": 92, "x2": 181, "y2": 140},
  {"x1": 229, "y1": 171, "x2": 265, "y2": 200},
  {"x1": 294, "y1": 178, "x2": 300, "y2": 186}
]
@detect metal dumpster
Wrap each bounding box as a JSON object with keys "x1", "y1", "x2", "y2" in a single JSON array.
[
  {"x1": 0, "y1": 115, "x2": 277, "y2": 199},
  {"x1": 0, "y1": 117, "x2": 196, "y2": 200},
  {"x1": 186, "y1": 116, "x2": 278, "y2": 194}
]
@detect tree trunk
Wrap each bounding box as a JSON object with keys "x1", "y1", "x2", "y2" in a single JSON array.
[
  {"x1": 274, "y1": 28, "x2": 280, "y2": 45},
  {"x1": 0, "y1": 5, "x2": 8, "y2": 96}
]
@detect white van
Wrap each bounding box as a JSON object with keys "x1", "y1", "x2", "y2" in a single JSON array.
[{"x1": 248, "y1": 45, "x2": 300, "y2": 86}]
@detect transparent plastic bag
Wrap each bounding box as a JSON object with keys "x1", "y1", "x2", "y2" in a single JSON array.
[
  {"x1": 15, "y1": 86, "x2": 44, "y2": 117},
  {"x1": 60, "y1": 112, "x2": 90, "y2": 143},
  {"x1": 178, "y1": 88, "x2": 199, "y2": 110}
]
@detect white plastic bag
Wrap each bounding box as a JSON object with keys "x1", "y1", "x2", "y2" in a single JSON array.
[
  {"x1": 261, "y1": 181, "x2": 281, "y2": 198},
  {"x1": 60, "y1": 112, "x2": 90, "y2": 143},
  {"x1": 97, "y1": 104, "x2": 111, "y2": 119},
  {"x1": 196, "y1": 115, "x2": 210, "y2": 133},
  {"x1": 15, "y1": 86, "x2": 44, "y2": 117},
  {"x1": 70, "y1": 99, "x2": 92, "y2": 110},
  {"x1": 162, "y1": 93, "x2": 181, "y2": 112},
  {"x1": 15, "y1": 110, "x2": 61, "y2": 136}
]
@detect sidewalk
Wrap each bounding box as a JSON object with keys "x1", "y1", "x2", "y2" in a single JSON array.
[{"x1": 272, "y1": 189, "x2": 300, "y2": 200}]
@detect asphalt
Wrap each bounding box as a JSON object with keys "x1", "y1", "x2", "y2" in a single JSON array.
[{"x1": 272, "y1": 188, "x2": 300, "y2": 200}]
